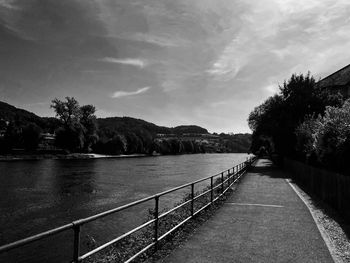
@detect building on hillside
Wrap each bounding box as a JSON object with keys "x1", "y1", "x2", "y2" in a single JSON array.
[
  {"x1": 38, "y1": 133, "x2": 56, "y2": 150},
  {"x1": 317, "y1": 64, "x2": 350, "y2": 98}
]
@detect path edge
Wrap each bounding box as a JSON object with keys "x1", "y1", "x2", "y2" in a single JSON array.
[{"x1": 285, "y1": 178, "x2": 341, "y2": 263}]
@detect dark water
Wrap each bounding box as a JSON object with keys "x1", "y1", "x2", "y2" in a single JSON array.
[{"x1": 0, "y1": 153, "x2": 249, "y2": 262}]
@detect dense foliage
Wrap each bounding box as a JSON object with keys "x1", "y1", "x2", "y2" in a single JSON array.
[
  {"x1": 248, "y1": 72, "x2": 349, "y2": 174},
  {"x1": 248, "y1": 73, "x2": 343, "y2": 156},
  {"x1": 295, "y1": 100, "x2": 350, "y2": 174},
  {"x1": 0, "y1": 101, "x2": 44, "y2": 152}
]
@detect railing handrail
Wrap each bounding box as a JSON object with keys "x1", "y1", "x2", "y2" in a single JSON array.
[{"x1": 0, "y1": 156, "x2": 257, "y2": 262}]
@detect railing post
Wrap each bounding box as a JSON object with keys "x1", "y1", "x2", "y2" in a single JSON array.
[
  {"x1": 73, "y1": 224, "x2": 81, "y2": 263},
  {"x1": 227, "y1": 169, "x2": 230, "y2": 186},
  {"x1": 191, "y1": 183, "x2": 194, "y2": 217},
  {"x1": 221, "y1": 172, "x2": 224, "y2": 194},
  {"x1": 210, "y1": 176, "x2": 213, "y2": 203},
  {"x1": 154, "y1": 195, "x2": 159, "y2": 250}
]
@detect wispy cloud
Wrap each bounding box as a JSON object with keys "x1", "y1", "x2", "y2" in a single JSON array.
[
  {"x1": 101, "y1": 57, "x2": 147, "y2": 68},
  {"x1": 206, "y1": 36, "x2": 250, "y2": 81},
  {"x1": 210, "y1": 100, "x2": 229, "y2": 108},
  {"x1": 0, "y1": 0, "x2": 19, "y2": 9},
  {"x1": 124, "y1": 33, "x2": 187, "y2": 47},
  {"x1": 112, "y1": 87, "x2": 151, "y2": 99}
]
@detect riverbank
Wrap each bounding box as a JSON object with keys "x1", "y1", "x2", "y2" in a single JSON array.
[
  {"x1": 0, "y1": 153, "x2": 148, "y2": 161},
  {"x1": 0, "y1": 151, "x2": 249, "y2": 161}
]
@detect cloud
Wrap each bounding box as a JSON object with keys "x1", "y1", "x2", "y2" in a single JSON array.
[
  {"x1": 0, "y1": 0, "x2": 19, "y2": 9},
  {"x1": 123, "y1": 32, "x2": 185, "y2": 47},
  {"x1": 3, "y1": 0, "x2": 350, "y2": 133},
  {"x1": 206, "y1": 32, "x2": 254, "y2": 82},
  {"x1": 111, "y1": 87, "x2": 151, "y2": 98},
  {"x1": 210, "y1": 100, "x2": 229, "y2": 108},
  {"x1": 101, "y1": 57, "x2": 147, "y2": 68}
]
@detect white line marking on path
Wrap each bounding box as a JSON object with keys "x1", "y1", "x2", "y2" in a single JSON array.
[
  {"x1": 285, "y1": 178, "x2": 340, "y2": 263},
  {"x1": 226, "y1": 202, "x2": 284, "y2": 208}
]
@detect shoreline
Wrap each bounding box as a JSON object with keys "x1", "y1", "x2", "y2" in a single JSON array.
[
  {"x1": 0, "y1": 153, "x2": 149, "y2": 161},
  {"x1": 0, "y1": 152, "x2": 249, "y2": 161}
]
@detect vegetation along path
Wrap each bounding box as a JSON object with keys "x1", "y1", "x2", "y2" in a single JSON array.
[{"x1": 158, "y1": 159, "x2": 334, "y2": 263}]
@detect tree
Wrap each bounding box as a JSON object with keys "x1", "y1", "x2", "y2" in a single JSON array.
[
  {"x1": 295, "y1": 115, "x2": 321, "y2": 163},
  {"x1": 80, "y1": 105, "x2": 98, "y2": 152},
  {"x1": 51, "y1": 97, "x2": 81, "y2": 127},
  {"x1": 55, "y1": 124, "x2": 84, "y2": 152},
  {"x1": 314, "y1": 100, "x2": 350, "y2": 173},
  {"x1": 3, "y1": 120, "x2": 22, "y2": 151},
  {"x1": 248, "y1": 73, "x2": 343, "y2": 156},
  {"x1": 22, "y1": 123, "x2": 42, "y2": 151},
  {"x1": 51, "y1": 97, "x2": 98, "y2": 152},
  {"x1": 248, "y1": 94, "x2": 284, "y2": 154}
]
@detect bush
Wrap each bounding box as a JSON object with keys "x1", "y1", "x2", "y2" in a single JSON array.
[
  {"x1": 295, "y1": 115, "x2": 321, "y2": 163},
  {"x1": 315, "y1": 99, "x2": 350, "y2": 173},
  {"x1": 296, "y1": 99, "x2": 350, "y2": 174}
]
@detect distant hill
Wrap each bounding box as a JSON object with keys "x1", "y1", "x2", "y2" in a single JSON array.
[
  {"x1": 0, "y1": 101, "x2": 59, "y2": 132},
  {"x1": 0, "y1": 101, "x2": 43, "y2": 126},
  {"x1": 172, "y1": 125, "x2": 208, "y2": 135},
  {"x1": 97, "y1": 117, "x2": 208, "y2": 136}
]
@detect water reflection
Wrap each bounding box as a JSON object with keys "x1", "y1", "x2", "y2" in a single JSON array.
[{"x1": 52, "y1": 160, "x2": 97, "y2": 196}]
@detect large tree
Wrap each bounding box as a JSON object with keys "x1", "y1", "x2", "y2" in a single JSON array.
[
  {"x1": 51, "y1": 97, "x2": 81, "y2": 127},
  {"x1": 51, "y1": 97, "x2": 98, "y2": 152}
]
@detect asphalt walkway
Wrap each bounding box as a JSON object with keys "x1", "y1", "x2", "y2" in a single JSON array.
[{"x1": 160, "y1": 159, "x2": 334, "y2": 263}]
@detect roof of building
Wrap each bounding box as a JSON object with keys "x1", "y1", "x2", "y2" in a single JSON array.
[{"x1": 317, "y1": 63, "x2": 350, "y2": 88}]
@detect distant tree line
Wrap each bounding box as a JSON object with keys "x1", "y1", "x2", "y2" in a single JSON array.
[
  {"x1": 248, "y1": 72, "x2": 349, "y2": 175},
  {"x1": 0, "y1": 99, "x2": 251, "y2": 155}
]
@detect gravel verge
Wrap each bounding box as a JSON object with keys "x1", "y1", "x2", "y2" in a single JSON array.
[{"x1": 287, "y1": 180, "x2": 350, "y2": 263}]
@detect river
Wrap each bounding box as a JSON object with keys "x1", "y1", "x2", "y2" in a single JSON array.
[{"x1": 0, "y1": 153, "x2": 250, "y2": 262}]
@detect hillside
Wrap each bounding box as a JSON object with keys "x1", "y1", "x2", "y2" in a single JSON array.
[
  {"x1": 97, "y1": 117, "x2": 208, "y2": 136},
  {"x1": 0, "y1": 101, "x2": 59, "y2": 132},
  {"x1": 0, "y1": 101, "x2": 43, "y2": 127}
]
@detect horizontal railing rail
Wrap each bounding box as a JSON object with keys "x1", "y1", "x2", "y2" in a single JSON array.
[{"x1": 0, "y1": 156, "x2": 257, "y2": 262}]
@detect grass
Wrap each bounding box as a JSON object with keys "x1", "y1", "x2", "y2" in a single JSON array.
[{"x1": 85, "y1": 171, "x2": 244, "y2": 263}]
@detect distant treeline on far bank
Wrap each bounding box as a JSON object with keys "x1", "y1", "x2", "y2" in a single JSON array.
[{"x1": 0, "y1": 99, "x2": 251, "y2": 156}]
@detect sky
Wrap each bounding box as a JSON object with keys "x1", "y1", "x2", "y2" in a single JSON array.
[{"x1": 1, "y1": 0, "x2": 350, "y2": 133}]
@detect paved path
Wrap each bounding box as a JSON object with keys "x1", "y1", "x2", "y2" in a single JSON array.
[{"x1": 160, "y1": 159, "x2": 334, "y2": 263}]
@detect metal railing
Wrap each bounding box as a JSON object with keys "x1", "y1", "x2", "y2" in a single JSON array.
[{"x1": 0, "y1": 156, "x2": 256, "y2": 262}]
